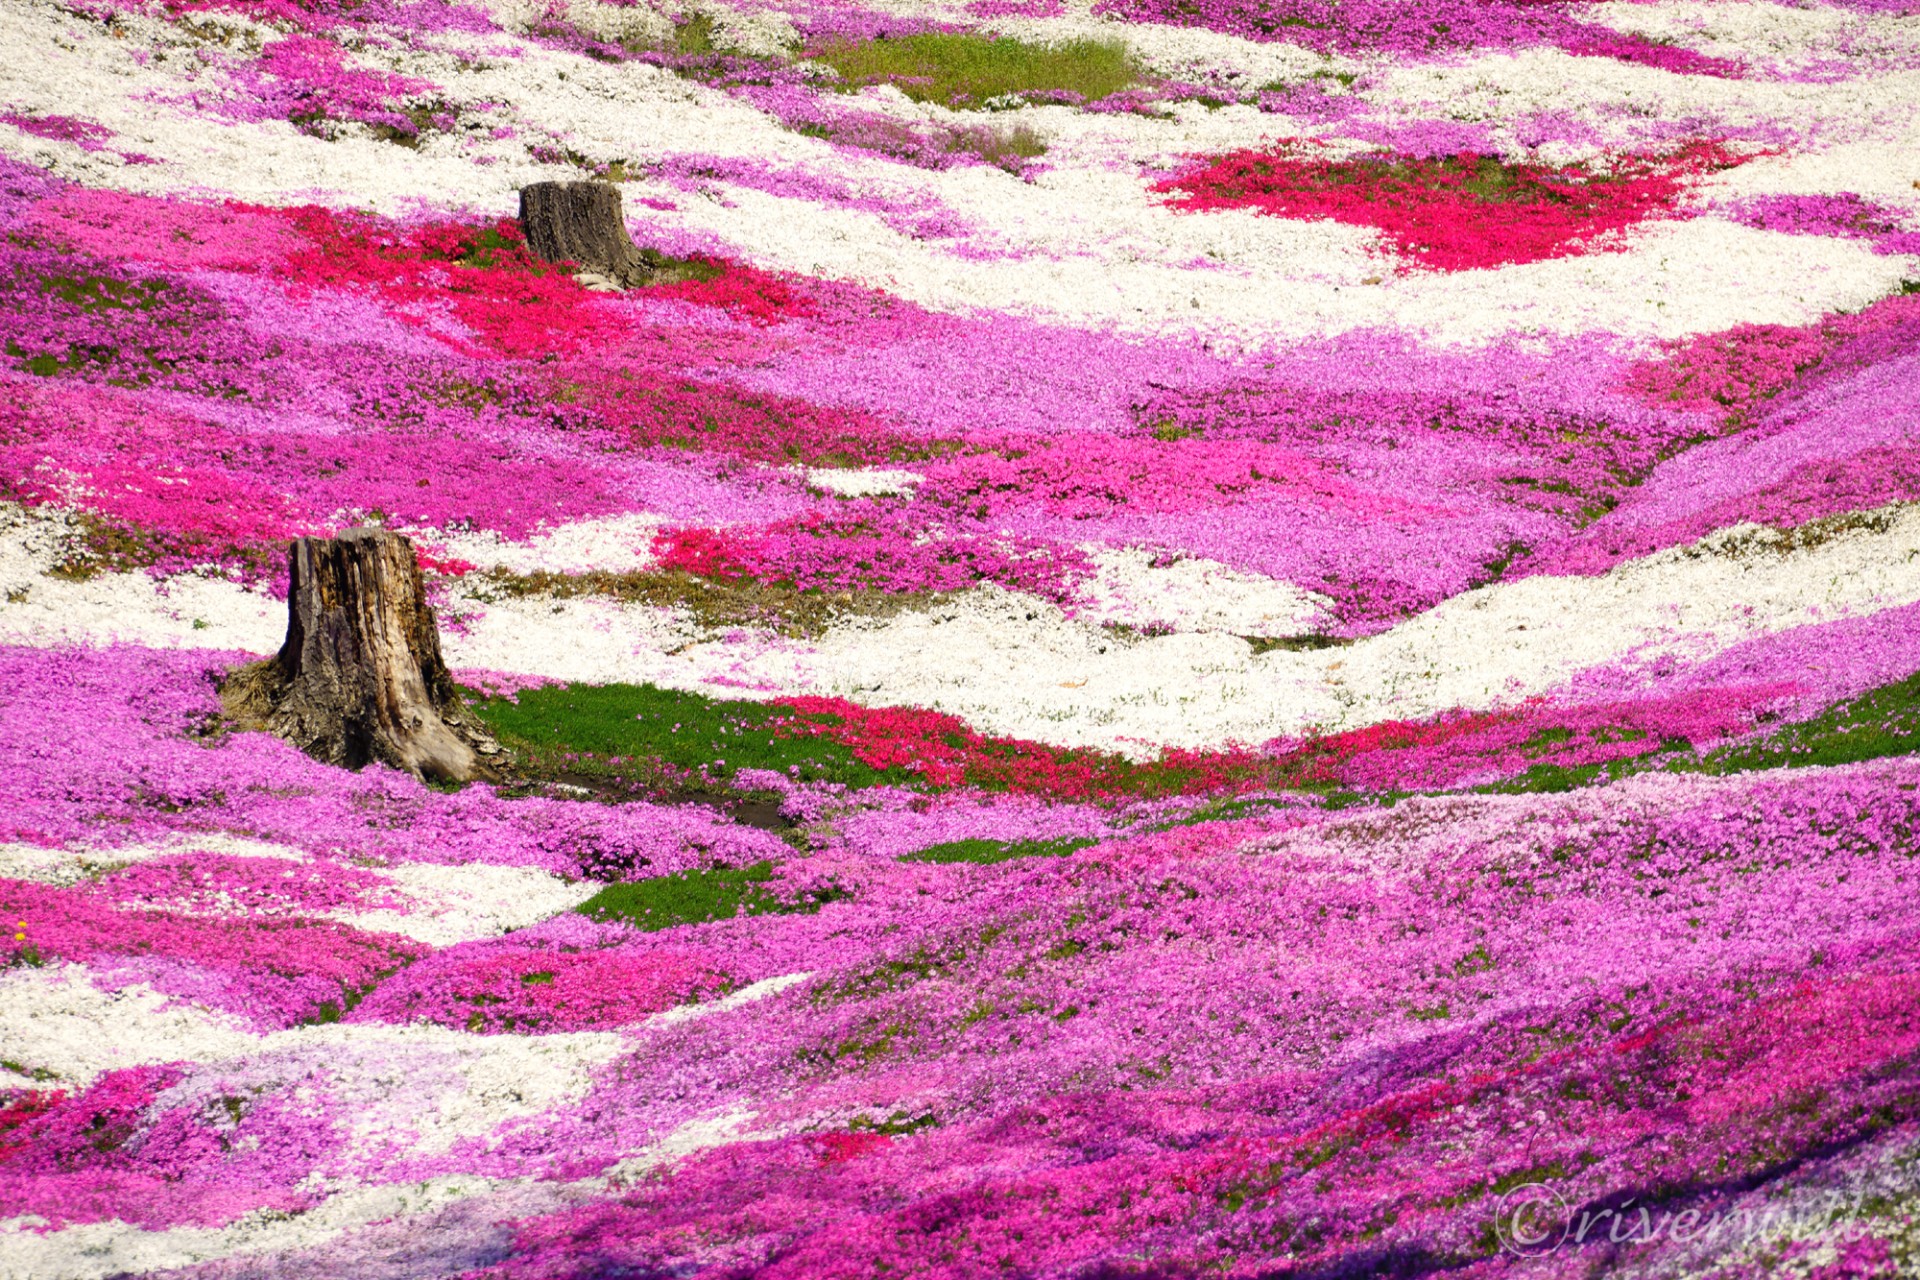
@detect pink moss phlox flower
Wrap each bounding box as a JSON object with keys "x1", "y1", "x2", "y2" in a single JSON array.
[
  {"x1": 917, "y1": 433, "x2": 1450, "y2": 521},
  {"x1": 965, "y1": 0, "x2": 1063, "y2": 14},
  {"x1": 0, "y1": 1064, "x2": 323, "y2": 1230},
  {"x1": 0, "y1": 645, "x2": 788, "y2": 883},
  {"x1": 1560, "y1": 29, "x2": 1745, "y2": 78},
  {"x1": 472, "y1": 760, "x2": 1920, "y2": 1273},
  {"x1": 1089, "y1": 0, "x2": 1581, "y2": 55},
  {"x1": 214, "y1": 34, "x2": 438, "y2": 136},
  {"x1": 0, "y1": 112, "x2": 120, "y2": 152},
  {"x1": 1530, "y1": 293, "x2": 1920, "y2": 574},
  {"x1": 0, "y1": 879, "x2": 428, "y2": 1028},
  {"x1": 347, "y1": 938, "x2": 729, "y2": 1033},
  {"x1": 1726, "y1": 192, "x2": 1910, "y2": 242},
  {"x1": 100, "y1": 852, "x2": 408, "y2": 917},
  {"x1": 652, "y1": 514, "x2": 1093, "y2": 601}
]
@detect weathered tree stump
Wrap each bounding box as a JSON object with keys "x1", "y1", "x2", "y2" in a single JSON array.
[
  {"x1": 222, "y1": 528, "x2": 506, "y2": 784},
  {"x1": 518, "y1": 180, "x2": 647, "y2": 286}
]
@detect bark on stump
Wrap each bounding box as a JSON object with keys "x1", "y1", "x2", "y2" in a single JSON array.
[
  {"x1": 518, "y1": 180, "x2": 646, "y2": 286},
  {"x1": 222, "y1": 528, "x2": 506, "y2": 783}
]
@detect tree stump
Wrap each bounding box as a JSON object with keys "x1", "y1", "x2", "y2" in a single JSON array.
[
  {"x1": 222, "y1": 528, "x2": 507, "y2": 784},
  {"x1": 518, "y1": 180, "x2": 647, "y2": 286}
]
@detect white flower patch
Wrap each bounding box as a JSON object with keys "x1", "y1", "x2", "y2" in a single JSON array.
[
  {"x1": 299, "y1": 1025, "x2": 625, "y2": 1161},
  {"x1": 0, "y1": 972, "x2": 811, "y2": 1274},
  {"x1": 702, "y1": 3, "x2": 804, "y2": 58},
  {"x1": 0, "y1": 2, "x2": 463, "y2": 202},
  {"x1": 417, "y1": 512, "x2": 669, "y2": 577},
  {"x1": 0, "y1": 830, "x2": 592, "y2": 947},
  {"x1": 804, "y1": 467, "x2": 926, "y2": 499},
  {"x1": 485, "y1": 0, "x2": 676, "y2": 47},
  {"x1": 0, "y1": 560, "x2": 282, "y2": 654},
  {"x1": 1586, "y1": 0, "x2": 1915, "y2": 72},
  {"x1": 1368, "y1": 45, "x2": 1920, "y2": 161},
  {"x1": 0, "y1": 1176, "x2": 553, "y2": 1280},
  {"x1": 338, "y1": 862, "x2": 603, "y2": 947},
  {"x1": 0, "y1": 503, "x2": 280, "y2": 649},
  {"x1": 604, "y1": 1107, "x2": 762, "y2": 1180},
  {"x1": 20, "y1": 505, "x2": 1920, "y2": 753},
  {"x1": 1357, "y1": 218, "x2": 1909, "y2": 344},
  {"x1": 0, "y1": 1098, "x2": 777, "y2": 1280},
  {"x1": 0, "y1": 502, "x2": 73, "y2": 592},
  {"x1": 441, "y1": 588, "x2": 706, "y2": 682},
  {"x1": 1074, "y1": 546, "x2": 1331, "y2": 637},
  {"x1": 5, "y1": 0, "x2": 1913, "y2": 346},
  {"x1": 619, "y1": 135, "x2": 1915, "y2": 342},
  {"x1": 649, "y1": 970, "x2": 813, "y2": 1027},
  {"x1": 687, "y1": 504, "x2": 1920, "y2": 752},
  {"x1": 0, "y1": 835, "x2": 311, "y2": 888},
  {"x1": 0, "y1": 965, "x2": 260, "y2": 1087},
  {"x1": 0, "y1": 1020, "x2": 612, "y2": 1169},
  {"x1": 1711, "y1": 142, "x2": 1920, "y2": 208}
]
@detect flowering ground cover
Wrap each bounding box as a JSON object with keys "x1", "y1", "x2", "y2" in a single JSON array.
[{"x1": 3, "y1": 0, "x2": 1920, "y2": 1274}]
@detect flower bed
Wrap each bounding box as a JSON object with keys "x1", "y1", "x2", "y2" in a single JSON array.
[{"x1": 3, "y1": 0, "x2": 1920, "y2": 1274}]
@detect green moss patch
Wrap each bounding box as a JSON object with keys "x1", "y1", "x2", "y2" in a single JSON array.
[
  {"x1": 577, "y1": 861, "x2": 848, "y2": 931},
  {"x1": 1697, "y1": 670, "x2": 1920, "y2": 776},
  {"x1": 467, "y1": 680, "x2": 910, "y2": 799},
  {"x1": 811, "y1": 33, "x2": 1140, "y2": 109},
  {"x1": 901, "y1": 837, "x2": 1094, "y2": 865},
  {"x1": 793, "y1": 116, "x2": 1047, "y2": 172},
  {"x1": 1485, "y1": 669, "x2": 1920, "y2": 797}
]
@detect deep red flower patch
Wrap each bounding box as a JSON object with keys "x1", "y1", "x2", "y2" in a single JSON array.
[
  {"x1": 1155, "y1": 140, "x2": 1750, "y2": 272},
  {"x1": 272, "y1": 208, "x2": 624, "y2": 359},
  {"x1": 270, "y1": 209, "x2": 816, "y2": 357},
  {"x1": 770, "y1": 695, "x2": 1275, "y2": 798},
  {"x1": 765, "y1": 680, "x2": 1786, "y2": 801},
  {"x1": 643, "y1": 258, "x2": 819, "y2": 326}
]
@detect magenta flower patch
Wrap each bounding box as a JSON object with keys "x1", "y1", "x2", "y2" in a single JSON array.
[{"x1": 1, "y1": 0, "x2": 1918, "y2": 1272}]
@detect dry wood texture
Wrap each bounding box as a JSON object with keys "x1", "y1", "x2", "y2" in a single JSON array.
[
  {"x1": 518, "y1": 180, "x2": 646, "y2": 285},
  {"x1": 223, "y1": 528, "x2": 506, "y2": 782}
]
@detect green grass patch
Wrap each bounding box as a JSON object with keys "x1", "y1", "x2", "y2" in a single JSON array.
[
  {"x1": 36, "y1": 273, "x2": 177, "y2": 314},
  {"x1": 1485, "y1": 669, "x2": 1920, "y2": 797},
  {"x1": 791, "y1": 112, "x2": 1047, "y2": 172},
  {"x1": 468, "y1": 680, "x2": 909, "y2": 797},
  {"x1": 1695, "y1": 670, "x2": 1920, "y2": 775},
  {"x1": 953, "y1": 122, "x2": 1047, "y2": 167},
  {"x1": 849, "y1": 1108, "x2": 938, "y2": 1136},
  {"x1": 0, "y1": 1059, "x2": 59, "y2": 1082},
  {"x1": 1481, "y1": 760, "x2": 1623, "y2": 795},
  {"x1": 1243, "y1": 634, "x2": 1351, "y2": 655},
  {"x1": 576, "y1": 861, "x2": 846, "y2": 930},
  {"x1": 900, "y1": 836, "x2": 1095, "y2": 865},
  {"x1": 670, "y1": 12, "x2": 719, "y2": 55},
  {"x1": 811, "y1": 33, "x2": 1140, "y2": 109}
]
